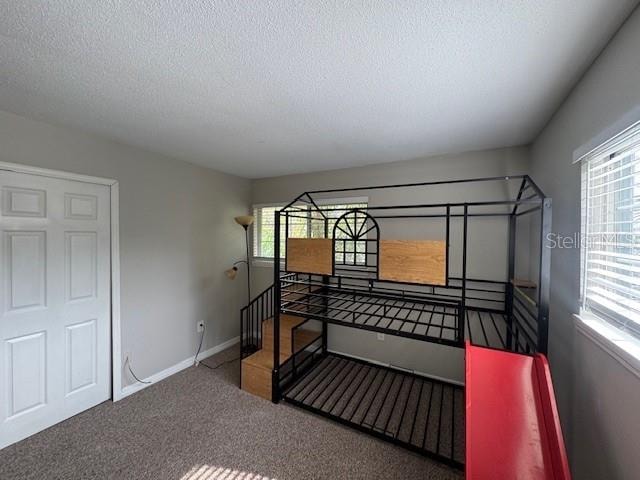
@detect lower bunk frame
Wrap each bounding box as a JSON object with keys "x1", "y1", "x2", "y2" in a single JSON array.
[
  {"x1": 282, "y1": 352, "x2": 465, "y2": 469},
  {"x1": 273, "y1": 303, "x2": 538, "y2": 470}
]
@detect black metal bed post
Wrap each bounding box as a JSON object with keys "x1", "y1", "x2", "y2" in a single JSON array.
[
  {"x1": 537, "y1": 198, "x2": 552, "y2": 355},
  {"x1": 322, "y1": 216, "x2": 329, "y2": 355},
  {"x1": 445, "y1": 206, "x2": 450, "y2": 287},
  {"x1": 506, "y1": 215, "x2": 516, "y2": 350},
  {"x1": 460, "y1": 205, "x2": 468, "y2": 343},
  {"x1": 272, "y1": 209, "x2": 281, "y2": 403},
  {"x1": 507, "y1": 177, "x2": 527, "y2": 351}
]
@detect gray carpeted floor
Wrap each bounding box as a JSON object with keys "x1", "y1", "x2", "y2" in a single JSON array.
[{"x1": 0, "y1": 346, "x2": 462, "y2": 480}]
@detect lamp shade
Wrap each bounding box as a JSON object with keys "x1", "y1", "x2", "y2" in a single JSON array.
[
  {"x1": 234, "y1": 215, "x2": 255, "y2": 227},
  {"x1": 224, "y1": 266, "x2": 238, "y2": 280}
]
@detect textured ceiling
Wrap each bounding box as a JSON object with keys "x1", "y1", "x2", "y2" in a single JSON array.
[{"x1": 0, "y1": 1, "x2": 637, "y2": 178}]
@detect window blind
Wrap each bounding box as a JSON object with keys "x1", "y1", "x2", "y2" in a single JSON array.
[{"x1": 581, "y1": 121, "x2": 640, "y2": 339}]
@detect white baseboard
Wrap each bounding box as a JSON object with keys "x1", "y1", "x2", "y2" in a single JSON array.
[
  {"x1": 327, "y1": 349, "x2": 464, "y2": 387},
  {"x1": 119, "y1": 336, "x2": 240, "y2": 399}
]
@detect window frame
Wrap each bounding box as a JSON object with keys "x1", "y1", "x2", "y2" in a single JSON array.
[{"x1": 252, "y1": 196, "x2": 369, "y2": 265}]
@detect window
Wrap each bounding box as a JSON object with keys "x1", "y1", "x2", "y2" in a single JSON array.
[
  {"x1": 580, "y1": 121, "x2": 640, "y2": 341},
  {"x1": 252, "y1": 198, "x2": 368, "y2": 263}
]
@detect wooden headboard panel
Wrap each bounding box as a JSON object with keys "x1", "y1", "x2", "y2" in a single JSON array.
[
  {"x1": 286, "y1": 237, "x2": 447, "y2": 284},
  {"x1": 286, "y1": 238, "x2": 333, "y2": 275},
  {"x1": 379, "y1": 240, "x2": 446, "y2": 285}
]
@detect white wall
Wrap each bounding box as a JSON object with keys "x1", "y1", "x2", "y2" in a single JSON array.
[
  {"x1": 252, "y1": 146, "x2": 531, "y2": 381},
  {"x1": 530, "y1": 6, "x2": 640, "y2": 479},
  {"x1": 0, "y1": 110, "x2": 251, "y2": 392}
]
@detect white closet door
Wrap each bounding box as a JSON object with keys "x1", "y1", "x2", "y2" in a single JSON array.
[{"x1": 0, "y1": 170, "x2": 111, "y2": 449}]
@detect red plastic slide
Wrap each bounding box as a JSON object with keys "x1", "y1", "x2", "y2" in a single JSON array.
[{"x1": 465, "y1": 343, "x2": 571, "y2": 479}]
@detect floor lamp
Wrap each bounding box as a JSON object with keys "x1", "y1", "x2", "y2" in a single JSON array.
[{"x1": 225, "y1": 215, "x2": 254, "y2": 306}]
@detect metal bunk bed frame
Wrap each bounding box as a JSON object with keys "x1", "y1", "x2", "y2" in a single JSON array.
[{"x1": 244, "y1": 174, "x2": 551, "y2": 468}]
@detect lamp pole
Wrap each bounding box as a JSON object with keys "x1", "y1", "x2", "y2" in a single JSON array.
[
  {"x1": 242, "y1": 224, "x2": 251, "y2": 305},
  {"x1": 233, "y1": 215, "x2": 255, "y2": 307}
]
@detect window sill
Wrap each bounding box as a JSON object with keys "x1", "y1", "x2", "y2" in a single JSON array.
[
  {"x1": 251, "y1": 259, "x2": 284, "y2": 268},
  {"x1": 574, "y1": 311, "x2": 640, "y2": 380},
  {"x1": 252, "y1": 259, "x2": 272, "y2": 268}
]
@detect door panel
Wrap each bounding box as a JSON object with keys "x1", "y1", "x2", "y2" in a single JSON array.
[
  {"x1": 5, "y1": 331, "x2": 47, "y2": 418},
  {"x1": 64, "y1": 193, "x2": 97, "y2": 220},
  {"x1": 5, "y1": 231, "x2": 46, "y2": 311},
  {"x1": 1, "y1": 187, "x2": 46, "y2": 218},
  {"x1": 65, "y1": 232, "x2": 97, "y2": 302},
  {"x1": 65, "y1": 319, "x2": 97, "y2": 395},
  {"x1": 0, "y1": 171, "x2": 110, "y2": 449}
]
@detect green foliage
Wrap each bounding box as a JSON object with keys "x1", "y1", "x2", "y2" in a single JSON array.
[{"x1": 254, "y1": 203, "x2": 367, "y2": 265}]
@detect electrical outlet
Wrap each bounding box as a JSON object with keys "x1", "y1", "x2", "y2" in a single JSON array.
[
  {"x1": 377, "y1": 333, "x2": 385, "y2": 341},
  {"x1": 197, "y1": 321, "x2": 205, "y2": 333}
]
